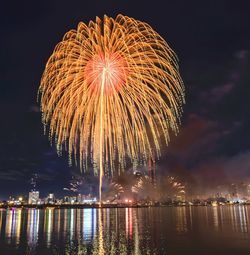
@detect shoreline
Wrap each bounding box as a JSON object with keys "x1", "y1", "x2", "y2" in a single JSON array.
[{"x1": 0, "y1": 203, "x2": 249, "y2": 209}]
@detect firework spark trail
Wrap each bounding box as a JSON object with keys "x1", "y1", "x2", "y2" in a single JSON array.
[
  {"x1": 99, "y1": 71, "x2": 105, "y2": 205},
  {"x1": 39, "y1": 14, "x2": 185, "y2": 203}
]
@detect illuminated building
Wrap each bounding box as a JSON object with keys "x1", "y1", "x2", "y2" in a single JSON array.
[
  {"x1": 46, "y1": 193, "x2": 55, "y2": 204},
  {"x1": 70, "y1": 197, "x2": 77, "y2": 204},
  {"x1": 75, "y1": 194, "x2": 97, "y2": 204},
  {"x1": 82, "y1": 196, "x2": 97, "y2": 204},
  {"x1": 77, "y1": 194, "x2": 83, "y2": 203},
  {"x1": 63, "y1": 196, "x2": 70, "y2": 204},
  {"x1": 28, "y1": 191, "x2": 39, "y2": 205}
]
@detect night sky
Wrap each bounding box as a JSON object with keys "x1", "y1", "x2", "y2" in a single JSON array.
[{"x1": 1, "y1": 1, "x2": 250, "y2": 199}]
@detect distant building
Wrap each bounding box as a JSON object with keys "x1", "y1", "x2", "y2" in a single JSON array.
[
  {"x1": 64, "y1": 196, "x2": 70, "y2": 203},
  {"x1": 28, "y1": 191, "x2": 39, "y2": 204},
  {"x1": 82, "y1": 194, "x2": 97, "y2": 204},
  {"x1": 77, "y1": 194, "x2": 83, "y2": 203},
  {"x1": 46, "y1": 193, "x2": 55, "y2": 204},
  {"x1": 70, "y1": 196, "x2": 77, "y2": 204},
  {"x1": 65, "y1": 194, "x2": 97, "y2": 204}
]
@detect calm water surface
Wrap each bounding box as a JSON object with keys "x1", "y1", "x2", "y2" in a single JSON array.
[{"x1": 0, "y1": 206, "x2": 250, "y2": 254}]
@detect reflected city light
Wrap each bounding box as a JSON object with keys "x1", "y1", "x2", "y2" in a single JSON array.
[
  {"x1": 229, "y1": 205, "x2": 236, "y2": 232},
  {"x1": 4, "y1": 208, "x2": 22, "y2": 244},
  {"x1": 125, "y1": 208, "x2": 133, "y2": 238},
  {"x1": 1, "y1": 206, "x2": 250, "y2": 254},
  {"x1": 27, "y1": 209, "x2": 40, "y2": 249},
  {"x1": 12, "y1": 209, "x2": 22, "y2": 244},
  {"x1": 133, "y1": 209, "x2": 140, "y2": 254},
  {"x1": 98, "y1": 210, "x2": 104, "y2": 255},
  {"x1": 244, "y1": 206, "x2": 249, "y2": 231},
  {"x1": 55, "y1": 209, "x2": 61, "y2": 237},
  {"x1": 83, "y1": 208, "x2": 96, "y2": 242},
  {"x1": 238, "y1": 205, "x2": 248, "y2": 233},
  {"x1": 189, "y1": 206, "x2": 193, "y2": 229},
  {"x1": 70, "y1": 208, "x2": 75, "y2": 241},
  {"x1": 176, "y1": 207, "x2": 188, "y2": 233},
  {"x1": 0, "y1": 209, "x2": 3, "y2": 232},
  {"x1": 76, "y1": 209, "x2": 81, "y2": 239},
  {"x1": 5, "y1": 209, "x2": 13, "y2": 242},
  {"x1": 63, "y1": 209, "x2": 67, "y2": 239},
  {"x1": 212, "y1": 206, "x2": 219, "y2": 230},
  {"x1": 106, "y1": 209, "x2": 110, "y2": 234},
  {"x1": 44, "y1": 208, "x2": 53, "y2": 247}
]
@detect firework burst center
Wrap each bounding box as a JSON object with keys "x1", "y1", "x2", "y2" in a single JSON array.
[{"x1": 84, "y1": 51, "x2": 128, "y2": 95}]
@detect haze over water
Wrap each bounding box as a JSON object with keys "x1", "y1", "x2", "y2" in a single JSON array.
[{"x1": 0, "y1": 206, "x2": 250, "y2": 254}]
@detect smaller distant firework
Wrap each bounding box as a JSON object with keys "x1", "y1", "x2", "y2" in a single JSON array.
[
  {"x1": 63, "y1": 175, "x2": 84, "y2": 193},
  {"x1": 30, "y1": 173, "x2": 39, "y2": 191},
  {"x1": 168, "y1": 176, "x2": 185, "y2": 193},
  {"x1": 162, "y1": 176, "x2": 186, "y2": 200},
  {"x1": 132, "y1": 174, "x2": 152, "y2": 194},
  {"x1": 104, "y1": 172, "x2": 186, "y2": 202},
  {"x1": 103, "y1": 181, "x2": 124, "y2": 201},
  {"x1": 109, "y1": 182, "x2": 124, "y2": 195}
]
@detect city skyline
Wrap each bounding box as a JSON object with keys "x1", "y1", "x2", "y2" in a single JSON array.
[{"x1": 2, "y1": 172, "x2": 250, "y2": 205}]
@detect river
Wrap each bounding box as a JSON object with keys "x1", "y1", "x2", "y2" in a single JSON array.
[{"x1": 0, "y1": 205, "x2": 250, "y2": 254}]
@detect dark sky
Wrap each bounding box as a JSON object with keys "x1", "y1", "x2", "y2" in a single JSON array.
[{"x1": 1, "y1": 0, "x2": 250, "y2": 199}]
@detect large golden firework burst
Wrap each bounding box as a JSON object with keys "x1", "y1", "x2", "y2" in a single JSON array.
[{"x1": 39, "y1": 14, "x2": 185, "y2": 201}]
